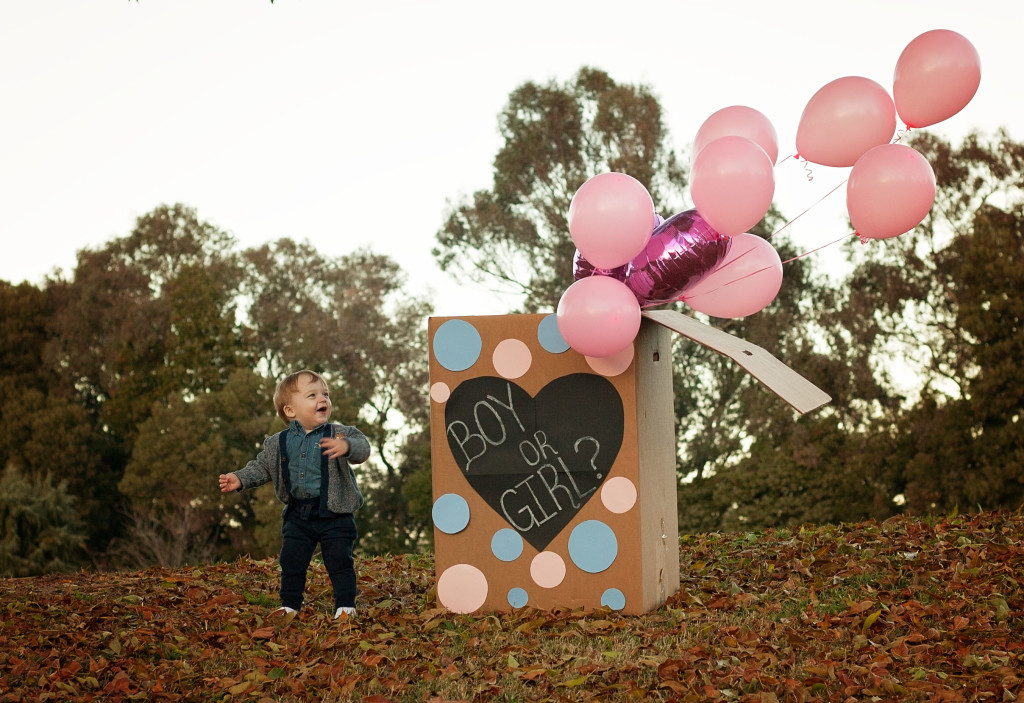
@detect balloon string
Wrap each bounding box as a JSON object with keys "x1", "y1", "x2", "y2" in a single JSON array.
[
  {"x1": 769, "y1": 125, "x2": 912, "y2": 243},
  {"x1": 801, "y1": 158, "x2": 815, "y2": 182},
  {"x1": 779, "y1": 231, "x2": 858, "y2": 265},
  {"x1": 893, "y1": 126, "x2": 912, "y2": 144},
  {"x1": 688, "y1": 131, "x2": 910, "y2": 303},
  {"x1": 678, "y1": 231, "x2": 857, "y2": 304},
  {"x1": 698, "y1": 131, "x2": 912, "y2": 304},
  {"x1": 768, "y1": 178, "x2": 848, "y2": 241}
]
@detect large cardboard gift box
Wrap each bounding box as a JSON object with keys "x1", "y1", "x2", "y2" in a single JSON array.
[{"x1": 428, "y1": 313, "x2": 680, "y2": 615}]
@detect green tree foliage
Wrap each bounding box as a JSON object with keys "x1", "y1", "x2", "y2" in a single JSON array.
[
  {"x1": 0, "y1": 385, "x2": 124, "y2": 552},
  {"x1": 118, "y1": 369, "x2": 275, "y2": 564},
  {"x1": 13, "y1": 204, "x2": 251, "y2": 556},
  {"x1": 434, "y1": 67, "x2": 686, "y2": 312},
  {"x1": 0, "y1": 282, "x2": 50, "y2": 391},
  {"x1": 46, "y1": 204, "x2": 249, "y2": 443},
  {"x1": 1, "y1": 278, "x2": 125, "y2": 551},
  {"x1": 428, "y1": 68, "x2": 850, "y2": 531},
  {"x1": 0, "y1": 465, "x2": 86, "y2": 577},
  {"x1": 881, "y1": 131, "x2": 1024, "y2": 513},
  {"x1": 1, "y1": 204, "x2": 433, "y2": 571},
  {"x1": 433, "y1": 68, "x2": 1024, "y2": 531},
  {"x1": 675, "y1": 214, "x2": 906, "y2": 532},
  {"x1": 239, "y1": 240, "x2": 434, "y2": 553},
  {"x1": 687, "y1": 130, "x2": 1024, "y2": 529}
]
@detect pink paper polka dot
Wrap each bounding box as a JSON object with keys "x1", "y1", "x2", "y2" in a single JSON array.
[
  {"x1": 437, "y1": 564, "x2": 488, "y2": 613},
  {"x1": 430, "y1": 382, "x2": 451, "y2": 403},
  {"x1": 530, "y1": 551, "x2": 566, "y2": 589},
  {"x1": 586, "y1": 344, "x2": 634, "y2": 376},
  {"x1": 492, "y1": 338, "x2": 532, "y2": 379},
  {"x1": 601, "y1": 476, "x2": 638, "y2": 513}
]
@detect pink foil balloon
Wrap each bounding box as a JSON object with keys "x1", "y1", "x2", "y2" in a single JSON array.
[
  {"x1": 693, "y1": 105, "x2": 779, "y2": 165},
  {"x1": 681, "y1": 233, "x2": 783, "y2": 318},
  {"x1": 796, "y1": 76, "x2": 897, "y2": 167},
  {"x1": 568, "y1": 172, "x2": 655, "y2": 270},
  {"x1": 847, "y1": 143, "x2": 936, "y2": 240},
  {"x1": 624, "y1": 209, "x2": 730, "y2": 307},
  {"x1": 572, "y1": 249, "x2": 628, "y2": 282},
  {"x1": 690, "y1": 136, "x2": 775, "y2": 237},
  {"x1": 556, "y1": 276, "x2": 641, "y2": 358},
  {"x1": 894, "y1": 29, "x2": 981, "y2": 129}
]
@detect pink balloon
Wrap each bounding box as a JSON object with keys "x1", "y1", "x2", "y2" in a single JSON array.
[
  {"x1": 690, "y1": 136, "x2": 775, "y2": 237},
  {"x1": 894, "y1": 29, "x2": 981, "y2": 129},
  {"x1": 568, "y1": 172, "x2": 655, "y2": 270},
  {"x1": 556, "y1": 276, "x2": 641, "y2": 358},
  {"x1": 847, "y1": 143, "x2": 936, "y2": 240},
  {"x1": 796, "y1": 76, "x2": 897, "y2": 167},
  {"x1": 681, "y1": 234, "x2": 783, "y2": 318},
  {"x1": 693, "y1": 105, "x2": 779, "y2": 165}
]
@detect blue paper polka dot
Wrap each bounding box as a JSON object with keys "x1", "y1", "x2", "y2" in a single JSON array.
[
  {"x1": 601, "y1": 588, "x2": 626, "y2": 610},
  {"x1": 433, "y1": 319, "x2": 483, "y2": 372},
  {"x1": 537, "y1": 313, "x2": 570, "y2": 354},
  {"x1": 432, "y1": 493, "x2": 470, "y2": 534},
  {"x1": 491, "y1": 528, "x2": 524, "y2": 562},
  {"x1": 508, "y1": 587, "x2": 529, "y2": 608},
  {"x1": 568, "y1": 520, "x2": 618, "y2": 573}
]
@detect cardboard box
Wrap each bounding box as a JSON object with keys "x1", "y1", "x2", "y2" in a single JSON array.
[{"x1": 428, "y1": 313, "x2": 680, "y2": 614}]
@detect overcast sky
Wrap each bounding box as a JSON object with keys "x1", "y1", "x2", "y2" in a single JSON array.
[{"x1": 2, "y1": 1, "x2": 1020, "y2": 315}]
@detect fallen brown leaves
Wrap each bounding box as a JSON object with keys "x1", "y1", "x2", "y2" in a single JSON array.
[{"x1": 1, "y1": 510, "x2": 1022, "y2": 702}]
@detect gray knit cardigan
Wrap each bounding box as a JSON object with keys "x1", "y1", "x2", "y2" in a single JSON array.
[{"x1": 232, "y1": 422, "x2": 370, "y2": 515}]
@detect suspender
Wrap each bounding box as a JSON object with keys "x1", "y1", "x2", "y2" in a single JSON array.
[
  {"x1": 279, "y1": 430, "x2": 291, "y2": 494},
  {"x1": 280, "y1": 424, "x2": 334, "y2": 516}
]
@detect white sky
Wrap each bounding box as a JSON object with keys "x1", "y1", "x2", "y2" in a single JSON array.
[{"x1": 2, "y1": 1, "x2": 1020, "y2": 316}]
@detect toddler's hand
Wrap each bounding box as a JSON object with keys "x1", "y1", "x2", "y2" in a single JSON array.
[
  {"x1": 320, "y1": 436, "x2": 350, "y2": 459},
  {"x1": 219, "y1": 473, "x2": 241, "y2": 492}
]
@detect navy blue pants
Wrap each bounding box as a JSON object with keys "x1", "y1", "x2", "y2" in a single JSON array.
[{"x1": 279, "y1": 507, "x2": 358, "y2": 611}]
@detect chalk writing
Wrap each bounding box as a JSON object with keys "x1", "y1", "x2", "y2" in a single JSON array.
[{"x1": 444, "y1": 374, "x2": 624, "y2": 552}]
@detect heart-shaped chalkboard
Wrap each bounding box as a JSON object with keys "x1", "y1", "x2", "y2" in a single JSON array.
[{"x1": 444, "y1": 374, "x2": 624, "y2": 551}]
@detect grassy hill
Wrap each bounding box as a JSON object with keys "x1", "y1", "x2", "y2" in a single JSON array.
[{"x1": 1, "y1": 511, "x2": 1022, "y2": 702}]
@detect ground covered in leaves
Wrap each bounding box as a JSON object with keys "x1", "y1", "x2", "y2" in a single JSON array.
[{"x1": 2, "y1": 511, "x2": 1022, "y2": 702}]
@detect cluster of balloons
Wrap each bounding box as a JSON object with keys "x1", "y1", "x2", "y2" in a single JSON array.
[
  {"x1": 555, "y1": 29, "x2": 981, "y2": 360},
  {"x1": 796, "y1": 28, "x2": 980, "y2": 239}
]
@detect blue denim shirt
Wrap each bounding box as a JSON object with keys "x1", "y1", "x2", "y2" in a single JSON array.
[{"x1": 286, "y1": 420, "x2": 327, "y2": 499}]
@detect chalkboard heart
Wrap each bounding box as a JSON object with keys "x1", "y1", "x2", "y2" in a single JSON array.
[{"x1": 444, "y1": 374, "x2": 624, "y2": 552}]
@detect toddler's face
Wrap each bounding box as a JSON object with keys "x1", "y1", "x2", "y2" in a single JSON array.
[{"x1": 283, "y1": 374, "x2": 333, "y2": 431}]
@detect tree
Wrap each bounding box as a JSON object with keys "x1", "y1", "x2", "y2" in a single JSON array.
[
  {"x1": 112, "y1": 234, "x2": 435, "y2": 562},
  {"x1": 0, "y1": 384, "x2": 126, "y2": 553},
  {"x1": 676, "y1": 130, "x2": 1024, "y2": 529},
  {"x1": 23, "y1": 204, "x2": 251, "y2": 558},
  {"x1": 241, "y1": 240, "x2": 434, "y2": 553},
  {"x1": 0, "y1": 281, "x2": 51, "y2": 390},
  {"x1": 0, "y1": 281, "x2": 128, "y2": 553},
  {"x1": 671, "y1": 218, "x2": 873, "y2": 532},
  {"x1": 4, "y1": 203, "x2": 436, "y2": 569},
  {"x1": 0, "y1": 281, "x2": 52, "y2": 476},
  {"x1": 434, "y1": 67, "x2": 686, "y2": 312},
  {"x1": 0, "y1": 465, "x2": 86, "y2": 577},
  {"x1": 118, "y1": 369, "x2": 275, "y2": 564},
  {"x1": 46, "y1": 204, "x2": 248, "y2": 443},
  {"x1": 430, "y1": 68, "x2": 852, "y2": 532},
  {"x1": 832, "y1": 131, "x2": 1024, "y2": 514}
]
